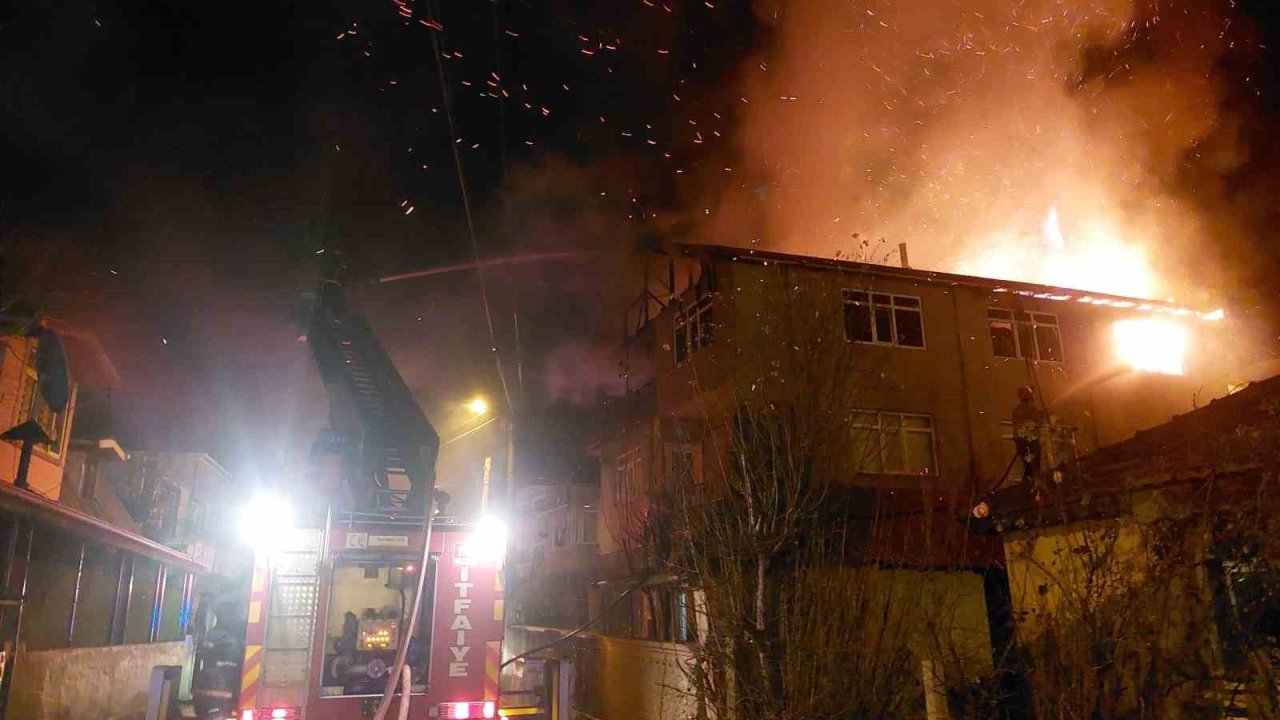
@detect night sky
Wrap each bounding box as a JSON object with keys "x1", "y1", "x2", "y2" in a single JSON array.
[{"x1": 1, "y1": 0, "x2": 1277, "y2": 486}]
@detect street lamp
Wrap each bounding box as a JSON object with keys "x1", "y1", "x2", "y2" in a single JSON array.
[{"x1": 466, "y1": 396, "x2": 490, "y2": 417}]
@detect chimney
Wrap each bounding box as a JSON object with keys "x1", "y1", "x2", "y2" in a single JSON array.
[{"x1": 898, "y1": 243, "x2": 911, "y2": 269}]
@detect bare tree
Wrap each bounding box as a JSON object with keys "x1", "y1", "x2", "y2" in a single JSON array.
[
  {"x1": 620, "y1": 270, "x2": 992, "y2": 719},
  {"x1": 999, "y1": 455, "x2": 1280, "y2": 718}
]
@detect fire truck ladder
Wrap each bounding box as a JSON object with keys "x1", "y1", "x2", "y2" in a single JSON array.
[
  {"x1": 260, "y1": 528, "x2": 325, "y2": 706},
  {"x1": 307, "y1": 288, "x2": 440, "y2": 510}
]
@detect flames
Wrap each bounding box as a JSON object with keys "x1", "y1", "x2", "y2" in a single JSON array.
[
  {"x1": 1112, "y1": 318, "x2": 1189, "y2": 376},
  {"x1": 956, "y1": 207, "x2": 1159, "y2": 299},
  {"x1": 957, "y1": 207, "x2": 1217, "y2": 378}
]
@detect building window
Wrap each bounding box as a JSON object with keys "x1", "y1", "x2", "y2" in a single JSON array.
[
  {"x1": 673, "y1": 589, "x2": 695, "y2": 643},
  {"x1": 850, "y1": 411, "x2": 937, "y2": 475},
  {"x1": 674, "y1": 293, "x2": 714, "y2": 364},
  {"x1": 988, "y1": 308, "x2": 1063, "y2": 362},
  {"x1": 78, "y1": 459, "x2": 98, "y2": 500},
  {"x1": 842, "y1": 291, "x2": 925, "y2": 348},
  {"x1": 999, "y1": 421, "x2": 1077, "y2": 467},
  {"x1": 185, "y1": 498, "x2": 206, "y2": 538},
  {"x1": 13, "y1": 339, "x2": 68, "y2": 457},
  {"x1": 552, "y1": 510, "x2": 568, "y2": 547},
  {"x1": 580, "y1": 509, "x2": 598, "y2": 544},
  {"x1": 615, "y1": 448, "x2": 642, "y2": 508},
  {"x1": 664, "y1": 443, "x2": 701, "y2": 488}
]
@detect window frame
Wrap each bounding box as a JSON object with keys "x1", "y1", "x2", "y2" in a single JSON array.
[
  {"x1": 663, "y1": 442, "x2": 702, "y2": 489},
  {"x1": 987, "y1": 307, "x2": 1064, "y2": 363},
  {"x1": 850, "y1": 410, "x2": 938, "y2": 476},
  {"x1": 579, "y1": 509, "x2": 598, "y2": 545},
  {"x1": 11, "y1": 338, "x2": 69, "y2": 460},
  {"x1": 614, "y1": 447, "x2": 642, "y2": 509},
  {"x1": 841, "y1": 290, "x2": 926, "y2": 349},
  {"x1": 674, "y1": 293, "x2": 714, "y2": 364}
]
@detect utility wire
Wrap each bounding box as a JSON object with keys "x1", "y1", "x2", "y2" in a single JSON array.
[{"x1": 428, "y1": 0, "x2": 513, "y2": 414}]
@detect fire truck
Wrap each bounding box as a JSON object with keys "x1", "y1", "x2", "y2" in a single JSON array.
[{"x1": 232, "y1": 259, "x2": 509, "y2": 720}]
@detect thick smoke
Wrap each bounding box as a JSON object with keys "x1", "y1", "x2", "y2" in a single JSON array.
[{"x1": 710, "y1": 0, "x2": 1252, "y2": 301}]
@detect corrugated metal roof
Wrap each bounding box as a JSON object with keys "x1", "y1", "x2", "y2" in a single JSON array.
[{"x1": 44, "y1": 318, "x2": 121, "y2": 390}]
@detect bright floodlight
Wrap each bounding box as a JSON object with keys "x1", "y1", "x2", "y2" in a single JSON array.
[
  {"x1": 470, "y1": 515, "x2": 508, "y2": 565},
  {"x1": 466, "y1": 397, "x2": 490, "y2": 416},
  {"x1": 237, "y1": 494, "x2": 295, "y2": 553},
  {"x1": 1113, "y1": 319, "x2": 1189, "y2": 376}
]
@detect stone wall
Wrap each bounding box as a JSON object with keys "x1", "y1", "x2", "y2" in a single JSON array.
[{"x1": 7, "y1": 639, "x2": 193, "y2": 720}]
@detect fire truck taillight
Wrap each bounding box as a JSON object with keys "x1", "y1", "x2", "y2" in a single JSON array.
[
  {"x1": 441, "y1": 701, "x2": 494, "y2": 719},
  {"x1": 240, "y1": 707, "x2": 300, "y2": 720}
]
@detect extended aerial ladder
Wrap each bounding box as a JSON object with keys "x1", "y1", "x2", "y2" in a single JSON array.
[{"x1": 298, "y1": 252, "x2": 440, "y2": 511}]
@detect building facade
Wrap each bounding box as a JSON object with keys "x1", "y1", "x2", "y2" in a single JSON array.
[{"x1": 573, "y1": 244, "x2": 1235, "y2": 719}]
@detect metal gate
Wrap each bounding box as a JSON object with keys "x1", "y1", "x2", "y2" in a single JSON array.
[{"x1": 261, "y1": 528, "x2": 324, "y2": 707}]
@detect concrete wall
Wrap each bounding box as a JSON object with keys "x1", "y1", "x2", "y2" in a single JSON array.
[
  {"x1": 574, "y1": 635, "x2": 698, "y2": 720},
  {"x1": 7, "y1": 639, "x2": 192, "y2": 720}
]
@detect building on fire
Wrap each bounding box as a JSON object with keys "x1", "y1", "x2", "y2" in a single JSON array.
[{"x1": 505, "y1": 242, "x2": 1246, "y2": 720}]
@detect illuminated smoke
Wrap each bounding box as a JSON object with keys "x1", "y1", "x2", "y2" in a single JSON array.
[{"x1": 712, "y1": 0, "x2": 1251, "y2": 300}]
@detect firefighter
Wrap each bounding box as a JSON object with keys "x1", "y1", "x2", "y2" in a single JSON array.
[
  {"x1": 1012, "y1": 386, "x2": 1045, "y2": 483},
  {"x1": 193, "y1": 601, "x2": 247, "y2": 719}
]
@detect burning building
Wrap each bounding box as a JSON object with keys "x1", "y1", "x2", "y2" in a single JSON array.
[{"x1": 541, "y1": 240, "x2": 1242, "y2": 720}]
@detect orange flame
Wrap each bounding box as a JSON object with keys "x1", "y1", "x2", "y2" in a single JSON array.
[{"x1": 956, "y1": 208, "x2": 1159, "y2": 299}]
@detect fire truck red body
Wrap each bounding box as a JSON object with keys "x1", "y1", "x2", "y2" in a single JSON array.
[
  {"x1": 235, "y1": 261, "x2": 510, "y2": 719},
  {"x1": 237, "y1": 513, "x2": 505, "y2": 720}
]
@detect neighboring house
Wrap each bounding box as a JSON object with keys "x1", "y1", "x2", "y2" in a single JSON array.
[
  {"x1": 107, "y1": 451, "x2": 240, "y2": 575},
  {"x1": 508, "y1": 478, "x2": 600, "y2": 631},
  {"x1": 60, "y1": 437, "x2": 142, "y2": 532},
  {"x1": 0, "y1": 320, "x2": 211, "y2": 720},
  {"x1": 503, "y1": 480, "x2": 598, "y2": 714},
  {"x1": 570, "y1": 243, "x2": 1237, "y2": 720},
  {"x1": 987, "y1": 374, "x2": 1280, "y2": 719}
]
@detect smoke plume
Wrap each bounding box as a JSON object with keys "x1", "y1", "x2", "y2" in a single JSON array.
[{"x1": 709, "y1": 0, "x2": 1254, "y2": 302}]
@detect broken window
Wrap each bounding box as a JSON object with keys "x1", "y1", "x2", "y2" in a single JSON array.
[
  {"x1": 674, "y1": 274, "x2": 715, "y2": 364},
  {"x1": 843, "y1": 291, "x2": 925, "y2": 348},
  {"x1": 850, "y1": 411, "x2": 936, "y2": 475},
  {"x1": 988, "y1": 308, "x2": 1063, "y2": 362}
]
